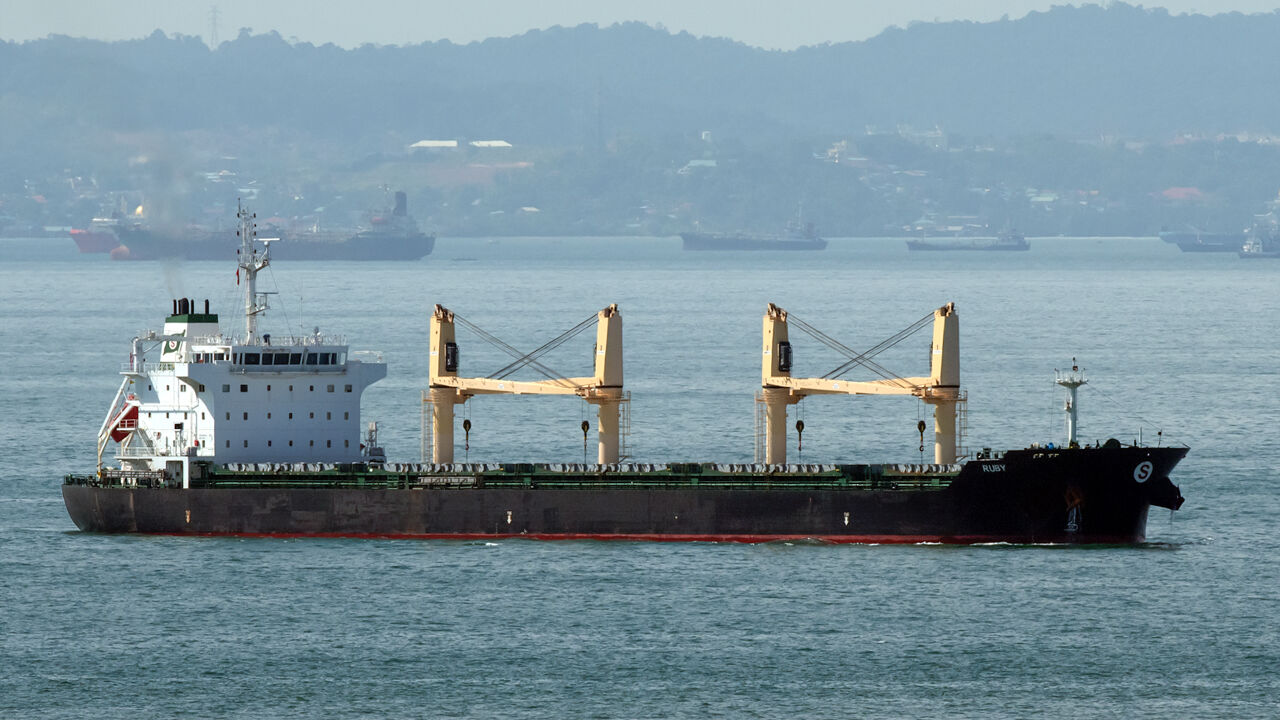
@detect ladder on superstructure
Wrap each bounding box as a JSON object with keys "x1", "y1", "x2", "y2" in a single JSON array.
[
  {"x1": 954, "y1": 391, "x2": 970, "y2": 461},
  {"x1": 753, "y1": 391, "x2": 767, "y2": 463},
  {"x1": 420, "y1": 390, "x2": 432, "y2": 463},
  {"x1": 617, "y1": 391, "x2": 632, "y2": 462}
]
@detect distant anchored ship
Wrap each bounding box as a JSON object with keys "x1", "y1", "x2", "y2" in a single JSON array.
[
  {"x1": 110, "y1": 191, "x2": 434, "y2": 261},
  {"x1": 682, "y1": 207, "x2": 827, "y2": 251},
  {"x1": 907, "y1": 228, "x2": 1030, "y2": 251}
]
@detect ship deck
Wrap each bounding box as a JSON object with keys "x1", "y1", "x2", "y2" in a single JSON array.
[{"x1": 67, "y1": 461, "x2": 963, "y2": 492}]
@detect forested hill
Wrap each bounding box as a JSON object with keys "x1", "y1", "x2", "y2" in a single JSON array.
[{"x1": 3, "y1": 2, "x2": 1279, "y2": 152}]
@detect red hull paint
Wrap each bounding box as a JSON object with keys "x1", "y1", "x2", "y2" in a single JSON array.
[{"x1": 69, "y1": 229, "x2": 120, "y2": 253}]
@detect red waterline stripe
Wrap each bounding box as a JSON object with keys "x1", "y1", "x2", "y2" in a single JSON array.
[{"x1": 138, "y1": 531, "x2": 1143, "y2": 544}]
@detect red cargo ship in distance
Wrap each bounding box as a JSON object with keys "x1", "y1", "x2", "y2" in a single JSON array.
[
  {"x1": 69, "y1": 217, "x2": 122, "y2": 253},
  {"x1": 63, "y1": 203, "x2": 1187, "y2": 544}
]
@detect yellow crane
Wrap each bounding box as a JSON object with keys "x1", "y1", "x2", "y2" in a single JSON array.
[
  {"x1": 760, "y1": 302, "x2": 960, "y2": 464},
  {"x1": 428, "y1": 303, "x2": 624, "y2": 464}
]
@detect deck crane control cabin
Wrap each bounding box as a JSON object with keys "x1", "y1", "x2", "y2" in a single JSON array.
[
  {"x1": 427, "y1": 304, "x2": 624, "y2": 464},
  {"x1": 760, "y1": 302, "x2": 961, "y2": 465}
]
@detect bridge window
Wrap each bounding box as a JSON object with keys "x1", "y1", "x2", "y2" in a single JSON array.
[
  {"x1": 289, "y1": 353, "x2": 302, "y2": 364},
  {"x1": 306, "y1": 353, "x2": 318, "y2": 364},
  {"x1": 243, "y1": 353, "x2": 260, "y2": 365},
  {"x1": 319, "y1": 354, "x2": 331, "y2": 366}
]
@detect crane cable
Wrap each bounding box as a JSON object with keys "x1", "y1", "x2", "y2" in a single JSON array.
[
  {"x1": 821, "y1": 310, "x2": 936, "y2": 381},
  {"x1": 451, "y1": 312, "x2": 594, "y2": 388},
  {"x1": 489, "y1": 312, "x2": 598, "y2": 380},
  {"x1": 786, "y1": 311, "x2": 932, "y2": 389},
  {"x1": 787, "y1": 314, "x2": 902, "y2": 383}
]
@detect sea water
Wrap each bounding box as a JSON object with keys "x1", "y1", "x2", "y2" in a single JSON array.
[{"x1": 1, "y1": 237, "x2": 1277, "y2": 718}]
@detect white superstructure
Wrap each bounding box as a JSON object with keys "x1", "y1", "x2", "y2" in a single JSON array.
[{"x1": 97, "y1": 203, "x2": 387, "y2": 486}]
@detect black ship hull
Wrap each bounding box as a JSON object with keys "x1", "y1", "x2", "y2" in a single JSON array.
[{"x1": 64, "y1": 447, "x2": 1186, "y2": 544}]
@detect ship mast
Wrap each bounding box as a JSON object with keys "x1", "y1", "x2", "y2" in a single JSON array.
[
  {"x1": 236, "y1": 201, "x2": 272, "y2": 344},
  {"x1": 1055, "y1": 359, "x2": 1087, "y2": 448}
]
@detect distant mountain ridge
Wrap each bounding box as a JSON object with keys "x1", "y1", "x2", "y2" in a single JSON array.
[{"x1": 3, "y1": 3, "x2": 1279, "y2": 150}]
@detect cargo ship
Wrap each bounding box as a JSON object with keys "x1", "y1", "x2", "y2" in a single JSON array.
[
  {"x1": 109, "y1": 192, "x2": 434, "y2": 261},
  {"x1": 681, "y1": 211, "x2": 827, "y2": 251},
  {"x1": 907, "y1": 229, "x2": 1030, "y2": 251},
  {"x1": 69, "y1": 217, "x2": 122, "y2": 253},
  {"x1": 63, "y1": 206, "x2": 1186, "y2": 543},
  {"x1": 1239, "y1": 217, "x2": 1280, "y2": 259},
  {"x1": 1158, "y1": 229, "x2": 1243, "y2": 252}
]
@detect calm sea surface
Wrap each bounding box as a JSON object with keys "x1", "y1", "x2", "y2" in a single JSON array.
[{"x1": 1, "y1": 236, "x2": 1277, "y2": 718}]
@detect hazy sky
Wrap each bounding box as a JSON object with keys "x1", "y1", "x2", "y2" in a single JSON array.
[{"x1": 5, "y1": 1, "x2": 1280, "y2": 49}]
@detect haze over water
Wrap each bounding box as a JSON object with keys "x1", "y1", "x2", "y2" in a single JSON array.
[{"x1": 2, "y1": 236, "x2": 1277, "y2": 717}]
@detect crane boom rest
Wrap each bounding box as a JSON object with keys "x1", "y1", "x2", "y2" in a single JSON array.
[
  {"x1": 761, "y1": 302, "x2": 960, "y2": 464},
  {"x1": 428, "y1": 304, "x2": 624, "y2": 464}
]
